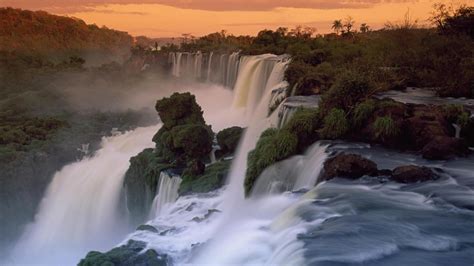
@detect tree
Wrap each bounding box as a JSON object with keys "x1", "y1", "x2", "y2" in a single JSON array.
[
  {"x1": 343, "y1": 16, "x2": 355, "y2": 34},
  {"x1": 360, "y1": 23, "x2": 370, "y2": 33},
  {"x1": 332, "y1": 19, "x2": 343, "y2": 35}
]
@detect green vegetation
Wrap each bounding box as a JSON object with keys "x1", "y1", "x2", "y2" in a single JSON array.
[
  {"x1": 373, "y1": 116, "x2": 400, "y2": 141},
  {"x1": 245, "y1": 129, "x2": 298, "y2": 195},
  {"x1": 319, "y1": 108, "x2": 349, "y2": 139},
  {"x1": 179, "y1": 160, "x2": 231, "y2": 195},
  {"x1": 0, "y1": 8, "x2": 132, "y2": 62},
  {"x1": 79, "y1": 240, "x2": 168, "y2": 266},
  {"x1": 282, "y1": 107, "x2": 321, "y2": 151},
  {"x1": 353, "y1": 99, "x2": 377, "y2": 127},
  {"x1": 153, "y1": 93, "x2": 213, "y2": 167},
  {"x1": 216, "y1": 126, "x2": 244, "y2": 156}
]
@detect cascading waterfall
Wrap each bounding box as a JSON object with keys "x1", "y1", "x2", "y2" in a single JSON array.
[
  {"x1": 225, "y1": 52, "x2": 240, "y2": 87},
  {"x1": 169, "y1": 51, "x2": 241, "y2": 88},
  {"x1": 149, "y1": 172, "x2": 183, "y2": 218},
  {"x1": 10, "y1": 126, "x2": 158, "y2": 265},
  {"x1": 206, "y1": 52, "x2": 213, "y2": 82}
]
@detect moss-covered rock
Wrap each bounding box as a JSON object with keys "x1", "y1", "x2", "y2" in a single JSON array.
[
  {"x1": 170, "y1": 124, "x2": 213, "y2": 161},
  {"x1": 123, "y1": 148, "x2": 171, "y2": 226},
  {"x1": 282, "y1": 107, "x2": 321, "y2": 151},
  {"x1": 216, "y1": 126, "x2": 244, "y2": 156},
  {"x1": 179, "y1": 160, "x2": 231, "y2": 196},
  {"x1": 245, "y1": 129, "x2": 298, "y2": 196},
  {"x1": 78, "y1": 240, "x2": 169, "y2": 266},
  {"x1": 155, "y1": 92, "x2": 205, "y2": 130}
]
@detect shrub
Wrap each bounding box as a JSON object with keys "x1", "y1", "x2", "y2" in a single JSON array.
[
  {"x1": 216, "y1": 126, "x2": 244, "y2": 155},
  {"x1": 353, "y1": 99, "x2": 377, "y2": 127},
  {"x1": 155, "y1": 92, "x2": 205, "y2": 130},
  {"x1": 320, "y1": 70, "x2": 375, "y2": 113},
  {"x1": 373, "y1": 116, "x2": 400, "y2": 141},
  {"x1": 319, "y1": 108, "x2": 349, "y2": 139},
  {"x1": 442, "y1": 104, "x2": 466, "y2": 124},
  {"x1": 171, "y1": 124, "x2": 213, "y2": 160},
  {"x1": 244, "y1": 129, "x2": 298, "y2": 196},
  {"x1": 282, "y1": 107, "x2": 321, "y2": 150}
]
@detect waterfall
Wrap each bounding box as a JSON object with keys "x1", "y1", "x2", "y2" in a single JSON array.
[
  {"x1": 149, "y1": 172, "x2": 182, "y2": 218},
  {"x1": 207, "y1": 52, "x2": 213, "y2": 82},
  {"x1": 194, "y1": 52, "x2": 203, "y2": 79},
  {"x1": 225, "y1": 52, "x2": 240, "y2": 88},
  {"x1": 169, "y1": 51, "x2": 241, "y2": 88},
  {"x1": 11, "y1": 126, "x2": 158, "y2": 265},
  {"x1": 453, "y1": 123, "x2": 461, "y2": 139},
  {"x1": 251, "y1": 143, "x2": 329, "y2": 196},
  {"x1": 224, "y1": 54, "x2": 290, "y2": 205},
  {"x1": 232, "y1": 54, "x2": 289, "y2": 112}
]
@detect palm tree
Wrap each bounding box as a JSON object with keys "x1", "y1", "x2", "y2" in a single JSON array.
[
  {"x1": 360, "y1": 23, "x2": 370, "y2": 33},
  {"x1": 332, "y1": 20, "x2": 343, "y2": 35},
  {"x1": 343, "y1": 16, "x2": 355, "y2": 34}
]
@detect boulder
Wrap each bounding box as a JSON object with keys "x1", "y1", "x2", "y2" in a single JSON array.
[
  {"x1": 421, "y1": 136, "x2": 470, "y2": 160},
  {"x1": 320, "y1": 153, "x2": 378, "y2": 181},
  {"x1": 391, "y1": 165, "x2": 438, "y2": 183}
]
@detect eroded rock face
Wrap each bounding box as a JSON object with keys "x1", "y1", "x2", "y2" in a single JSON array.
[
  {"x1": 320, "y1": 153, "x2": 378, "y2": 182},
  {"x1": 421, "y1": 136, "x2": 470, "y2": 160},
  {"x1": 391, "y1": 165, "x2": 438, "y2": 183}
]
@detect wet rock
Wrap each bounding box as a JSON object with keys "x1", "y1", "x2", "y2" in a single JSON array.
[
  {"x1": 78, "y1": 240, "x2": 169, "y2": 266},
  {"x1": 421, "y1": 136, "x2": 470, "y2": 160},
  {"x1": 191, "y1": 209, "x2": 221, "y2": 223},
  {"x1": 320, "y1": 153, "x2": 378, "y2": 181},
  {"x1": 136, "y1": 224, "x2": 159, "y2": 233},
  {"x1": 391, "y1": 165, "x2": 438, "y2": 183}
]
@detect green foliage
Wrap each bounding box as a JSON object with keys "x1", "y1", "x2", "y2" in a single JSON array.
[
  {"x1": 216, "y1": 126, "x2": 244, "y2": 155},
  {"x1": 179, "y1": 160, "x2": 231, "y2": 195},
  {"x1": 0, "y1": 8, "x2": 133, "y2": 60},
  {"x1": 353, "y1": 99, "x2": 377, "y2": 127},
  {"x1": 171, "y1": 124, "x2": 213, "y2": 160},
  {"x1": 320, "y1": 108, "x2": 349, "y2": 139},
  {"x1": 442, "y1": 104, "x2": 470, "y2": 125},
  {"x1": 155, "y1": 92, "x2": 205, "y2": 130},
  {"x1": 373, "y1": 116, "x2": 400, "y2": 141},
  {"x1": 282, "y1": 107, "x2": 321, "y2": 150},
  {"x1": 245, "y1": 128, "x2": 298, "y2": 196},
  {"x1": 320, "y1": 70, "x2": 375, "y2": 113},
  {"x1": 457, "y1": 111, "x2": 470, "y2": 127},
  {"x1": 79, "y1": 240, "x2": 167, "y2": 266}
]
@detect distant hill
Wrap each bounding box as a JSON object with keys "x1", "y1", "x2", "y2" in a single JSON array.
[{"x1": 0, "y1": 8, "x2": 134, "y2": 64}]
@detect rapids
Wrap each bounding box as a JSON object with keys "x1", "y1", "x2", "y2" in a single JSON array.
[{"x1": 6, "y1": 52, "x2": 474, "y2": 266}]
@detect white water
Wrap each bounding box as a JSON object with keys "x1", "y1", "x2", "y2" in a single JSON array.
[
  {"x1": 149, "y1": 172, "x2": 183, "y2": 218},
  {"x1": 11, "y1": 126, "x2": 158, "y2": 265}
]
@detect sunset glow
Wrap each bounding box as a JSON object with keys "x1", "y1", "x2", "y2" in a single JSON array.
[{"x1": 1, "y1": 0, "x2": 469, "y2": 37}]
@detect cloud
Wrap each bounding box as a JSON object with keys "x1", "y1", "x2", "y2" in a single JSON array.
[{"x1": 0, "y1": 0, "x2": 418, "y2": 13}]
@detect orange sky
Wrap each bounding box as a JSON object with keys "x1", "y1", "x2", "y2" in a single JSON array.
[{"x1": 1, "y1": 0, "x2": 472, "y2": 37}]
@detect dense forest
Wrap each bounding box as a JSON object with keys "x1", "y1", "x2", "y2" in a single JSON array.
[{"x1": 0, "y1": 8, "x2": 133, "y2": 64}]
